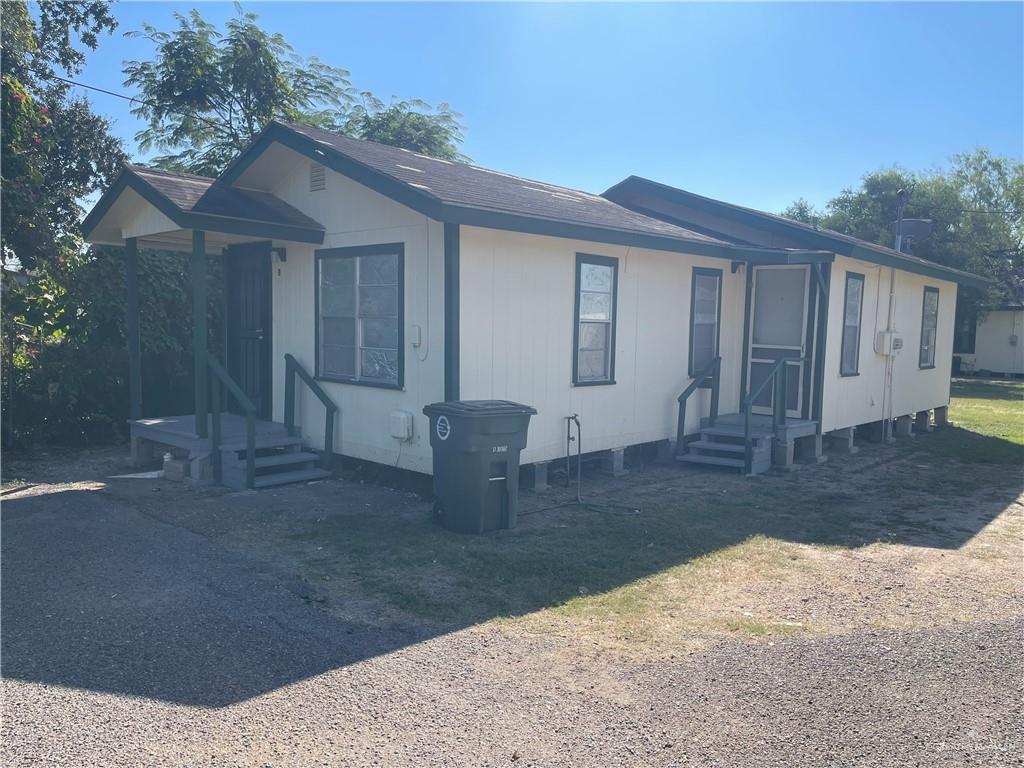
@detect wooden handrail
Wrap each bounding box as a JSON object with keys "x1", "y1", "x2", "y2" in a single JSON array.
[
  {"x1": 283, "y1": 353, "x2": 338, "y2": 470},
  {"x1": 741, "y1": 356, "x2": 804, "y2": 474},
  {"x1": 675, "y1": 356, "x2": 721, "y2": 458},
  {"x1": 207, "y1": 354, "x2": 256, "y2": 489}
]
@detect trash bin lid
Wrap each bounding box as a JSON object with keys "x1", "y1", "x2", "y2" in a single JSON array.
[{"x1": 423, "y1": 400, "x2": 537, "y2": 418}]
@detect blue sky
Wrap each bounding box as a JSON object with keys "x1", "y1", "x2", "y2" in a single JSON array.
[{"x1": 74, "y1": 1, "x2": 1023, "y2": 213}]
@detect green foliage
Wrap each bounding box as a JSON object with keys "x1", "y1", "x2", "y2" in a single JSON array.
[
  {"x1": 778, "y1": 198, "x2": 821, "y2": 226},
  {"x1": 124, "y1": 6, "x2": 353, "y2": 175},
  {"x1": 123, "y1": 5, "x2": 466, "y2": 175},
  {"x1": 340, "y1": 95, "x2": 465, "y2": 161},
  {"x1": 1, "y1": 0, "x2": 133, "y2": 447},
  {"x1": 780, "y1": 152, "x2": 1024, "y2": 324}
]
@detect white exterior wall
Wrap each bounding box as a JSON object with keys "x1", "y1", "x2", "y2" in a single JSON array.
[
  {"x1": 820, "y1": 254, "x2": 957, "y2": 432},
  {"x1": 458, "y1": 226, "x2": 746, "y2": 465},
  {"x1": 960, "y1": 310, "x2": 1024, "y2": 375},
  {"x1": 248, "y1": 147, "x2": 445, "y2": 473}
]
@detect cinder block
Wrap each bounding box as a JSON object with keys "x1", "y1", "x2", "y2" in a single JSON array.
[
  {"x1": 162, "y1": 456, "x2": 191, "y2": 482},
  {"x1": 532, "y1": 461, "x2": 550, "y2": 492},
  {"x1": 914, "y1": 410, "x2": 931, "y2": 433},
  {"x1": 934, "y1": 406, "x2": 949, "y2": 427},
  {"x1": 895, "y1": 415, "x2": 913, "y2": 438},
  {"x1": 827, "y1": 427, "x2": 858, "y2": 454},
  {"x1": 772, "y1": 440, "x2": 795, "y2": 470},
  {"x1": 795, "y1": 433, "x2": 826, "y2": 464},
  {"x1": 602, "y1": 447, "x2": 629, "y2": 477}
]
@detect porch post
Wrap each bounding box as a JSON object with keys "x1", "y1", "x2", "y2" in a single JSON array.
[
  {"x1": 192, "y1": 230, "x2": 208, "y2": 438},
  {"x1": 124, "y1": 237, "x2": 142, "y2": 420}
]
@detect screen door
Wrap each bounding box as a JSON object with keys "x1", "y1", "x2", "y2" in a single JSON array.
[{"x1": 747, "y1": 266, "x2": 809, "y2": 417}]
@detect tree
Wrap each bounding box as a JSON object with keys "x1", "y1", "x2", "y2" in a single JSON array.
[
  {"x1": 341, "y1": 95, "x2": 465, "y2": 161},
  {"x1": 124, "y1": 6, "x2": 466, "y2": 176},
  {"x1": 1, "y1": 1, "x2": 134, "y2": 447},
  {"x1": 781, "y1": 154, "x2": 1023, "y2": 317},
  {"x1": 779, "y1": 198, "x2": 822, "y2": 226}
]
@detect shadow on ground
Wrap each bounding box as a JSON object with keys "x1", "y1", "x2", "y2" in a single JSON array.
[{"x1": 2, "y1": 427, "x2": 1021, "y2": 708}]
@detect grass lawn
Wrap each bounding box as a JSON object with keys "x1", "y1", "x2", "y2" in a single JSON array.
[
  {"x1": 917, "y1": 378, "x2": 1024, "y2": 464},
  {"x1": 245, "y1": 377, "x2": 1022, "y2": 655}
]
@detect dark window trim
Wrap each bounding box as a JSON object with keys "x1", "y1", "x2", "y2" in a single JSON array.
[
  {"x1": 572, "y1": 253, "x2": 618, "y2": 386},
  {"x1": 919, "y1": 285, "x2": 940, "y2": 370},
  {"x1": 314, "y1": 242, "x2": 405, "y2": 390},
  {"x1": 839, "y1": 271, "x2": 865, "y2": 377},
  {"x1": 688, "y1": 266, "x2": 723, "y2": 377}
]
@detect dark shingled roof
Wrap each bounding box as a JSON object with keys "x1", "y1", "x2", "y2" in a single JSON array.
[
  {"x1": 276, "y1": 122, "x2": 729, "y2": 246},
  {"x1": 603, "y1": 175, "x2": 992, "y2": 288},
  {"x1": 128, "y1": 166, "x2": 323, "y2": 231}
]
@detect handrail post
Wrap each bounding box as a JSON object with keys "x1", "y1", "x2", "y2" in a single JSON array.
[
  {"x1": 709, "y1": 359, "x2": 720, "y2": 426},
  {"x1": 323, "y1": 406, "x2": 335, "y2": 470},
  {"x1": 210, "y1": 377, "x2": 222, "y2": 482},
  {"x1": 743, "y1": 403, "x2": 752, "y2": 475},
  {"x1": 675, "y1": 397, "x2": 686, "y2": 459},
  {"x1": 245, "y1": 412, "x2": 256, "y2": 489},
  {"x1": 775, "y1": 362, "x2": 788, "y2": 429},
  {"x1": 284, "y1": 355, "x2": 296, "y2": 437}
]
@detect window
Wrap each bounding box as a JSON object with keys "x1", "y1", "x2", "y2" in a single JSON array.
[
  {"x1": 919, "y1": 286, "x2": 939, "y2": 369},
  {"x1": 840, "y1": 272, "x2": 865, "y2": 376},
  {"x1": 689, "y1": 267, "x2": 722, "y2": 376},
  {"x1": 573, "y1": 254, "x2": 617, "y2": 385},
  {"x1": 316, "y1": 244, "x2": 403, "y2": 388}
]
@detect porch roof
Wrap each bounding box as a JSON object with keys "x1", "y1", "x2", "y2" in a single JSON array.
[{"x1": 81, "y1": 165, "x2": 325, "y2": 251}]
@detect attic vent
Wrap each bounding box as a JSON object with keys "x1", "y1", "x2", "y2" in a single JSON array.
[{"x1": 310, "y1": 162, "x2": 326, "y2": 192}]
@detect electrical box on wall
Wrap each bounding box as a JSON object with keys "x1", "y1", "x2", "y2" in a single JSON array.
[
  {"x1": 876, "y1": 331, "x2": 903, "y2": 356},
  {"x1": 389, "y1": 410, "x2": 414, "y2": 441}
]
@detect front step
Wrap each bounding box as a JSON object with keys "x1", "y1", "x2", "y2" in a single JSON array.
[
  {"x1": 677, "y1": 453, "x2": 745, "y2": 470},
  {"x1": 253, "y1": 467, "x2": 331, "y2": 488},
  {"x1": 218, "y1": 430, "x2": 331, "y2": 490},
  {"x1": 679, "y1": 428, "x2": 772, "y2": 475}
]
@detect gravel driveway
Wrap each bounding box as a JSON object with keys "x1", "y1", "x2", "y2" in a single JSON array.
[{"x1": 3, "y1": 471, "x2": 1022, "y2": 766}]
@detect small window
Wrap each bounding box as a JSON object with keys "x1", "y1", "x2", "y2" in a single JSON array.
[
  {"x1": 317, "y1": 244, "x2": 403, "y2": 388},
  {"x1": 840, "y1": 272, "x2": 865, "y2": 376},
  {"x1": 310, "y1": 162, "x2": 326, "y2": 192},
  {"x1": 689, "y1": 267, "x2": 722, "y2": 376},
  {"x1": 919, "y1": 286, "x2": 939, "y2": 369},
  {"x1": 573, "y1": 254, "x2": 617, "y2": 385}
]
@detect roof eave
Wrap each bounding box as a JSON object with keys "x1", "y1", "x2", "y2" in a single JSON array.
[{"x1": 603, "y1": 176, "x2": 992, "y2": 289}]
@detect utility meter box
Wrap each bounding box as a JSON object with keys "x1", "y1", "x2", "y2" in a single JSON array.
[
  {"x1": 389, "y1": 410, "x2": 414, "y2": 441},
  {"x1": 876, "y1": 330, "x2": 903, "y2": 356}
]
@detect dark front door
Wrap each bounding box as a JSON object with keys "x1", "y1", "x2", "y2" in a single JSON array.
[{"x1": 226, "y1": 242, "x2": 272, "y2": 419}]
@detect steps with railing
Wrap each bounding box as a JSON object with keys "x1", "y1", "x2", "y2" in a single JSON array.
[
  {"x1": 674, "y1": 355, "x2": 804, "y2": 475},
  {"x1": 208, "y1": 354, "x2": 337, "y2": 490}
]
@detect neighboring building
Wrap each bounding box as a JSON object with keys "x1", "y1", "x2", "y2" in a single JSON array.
[
  {"x1": 956, "y1": 304, "x2": 1024, "y2": 377},
  {"x1": 81, "y1": 122, "x2": 989, "y2": 487}
]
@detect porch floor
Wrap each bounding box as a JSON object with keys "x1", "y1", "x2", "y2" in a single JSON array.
[{"x1": 131, "y1": 414, "x2": 288, "y2": 456}]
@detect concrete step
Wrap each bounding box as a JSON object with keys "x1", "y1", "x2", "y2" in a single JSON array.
[
  {"x1": 677, "y1": 453, "x2": 745, "y2": 470},
  {"x1": 252, "y1": 467, "x2": 332, "y2": 489},
  {"x1": 225, "y1": 451, "x2": 321, "y2": 471}
]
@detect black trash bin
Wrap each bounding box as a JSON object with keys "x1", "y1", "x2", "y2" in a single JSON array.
[{"x1": 422, "y1": 400, "x2": 537, "y2": 534}]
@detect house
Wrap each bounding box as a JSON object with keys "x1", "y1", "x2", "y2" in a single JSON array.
[
  {"x1": 81, "y1": 121, "x2": 989, "y2": 488},
  {"x1": 955, "y1": 303, "x2": 1024, "y2": 377}
]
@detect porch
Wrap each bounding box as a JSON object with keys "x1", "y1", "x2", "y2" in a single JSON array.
[{"x1": 80, "y1": 165, "x2": 338, "y2": 489}]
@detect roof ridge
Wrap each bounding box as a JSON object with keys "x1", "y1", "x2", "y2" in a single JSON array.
[
  {"x1": 129, "y1": 164, "x2": 215, "y2": 182},
  {"x1": 277, "y1": 120, "x2": 614, "y2": 203}
]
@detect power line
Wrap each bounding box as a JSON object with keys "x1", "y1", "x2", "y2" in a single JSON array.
[{"x1": 31, "y1": 68, "x2": 230, "y2": 135}]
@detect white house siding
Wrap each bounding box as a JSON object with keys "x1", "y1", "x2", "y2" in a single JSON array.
[
  {"x1": 820, "y1": 254, "x2": 957, "y2": 432},
  {"x1": 458, "y1": 226, "x2": 746, "y2": 466},
  {"x1": 961, "y1": 309, "x2": 1024, "y2": 375},
  {"x1": 238, "y1": 144, "x2": 445, "y2": 473}
]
